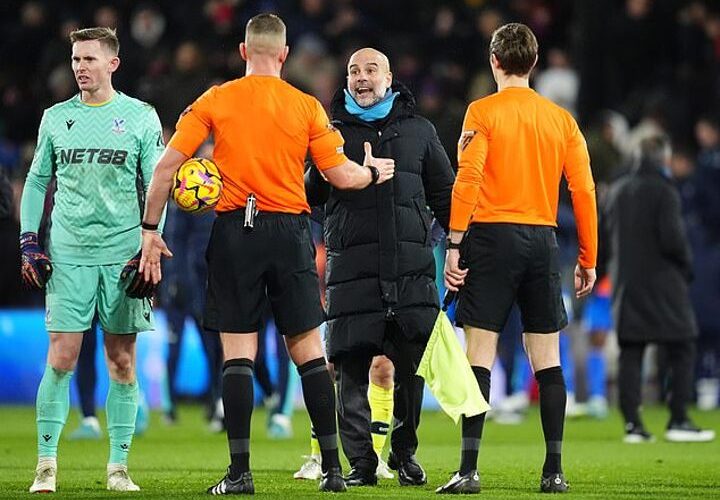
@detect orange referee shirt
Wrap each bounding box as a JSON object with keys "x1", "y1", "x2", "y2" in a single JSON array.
[
  {"x1": 450, "y1": 87, "x2": 597, "y2": 268},
  {"x1": 168, "y1": 75, "x2": 347, "y2": 214}
]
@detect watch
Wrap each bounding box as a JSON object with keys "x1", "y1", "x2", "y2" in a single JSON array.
[
  {"x1": 367, "y1": 165, "x2": 380, "y2": 184},
  {"x1": 446, "y1": 239, "x2": 462, "y2": 250}
]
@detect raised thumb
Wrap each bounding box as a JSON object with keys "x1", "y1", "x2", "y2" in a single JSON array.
[{"x1": 363, "y1": 141, "x2": 373, "y2": 164}]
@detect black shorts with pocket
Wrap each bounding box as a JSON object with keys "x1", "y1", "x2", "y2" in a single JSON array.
[
  {"x1": 456, "y1": 223, "x2": 568, "y2": 334},
  {"x1": 204, "y1": 210, "x2": 325, "y2": 336}
]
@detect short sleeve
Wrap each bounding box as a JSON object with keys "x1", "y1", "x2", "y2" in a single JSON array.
[
  {"x1": 168, "y1": 86, "x2": 216, "y2": 157},
  {"x1": 307, "y1": 98, "x2": 347, "y2": 171}
]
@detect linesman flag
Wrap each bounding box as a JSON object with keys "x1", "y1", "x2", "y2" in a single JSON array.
[{"x1": 416, "y1": 308, "x2": 490, "y2": 423}]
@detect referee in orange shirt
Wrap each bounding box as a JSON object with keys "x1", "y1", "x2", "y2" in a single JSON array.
[
  {"x1": 440, "y1": 24, "x2": 597, "y2": 494},
  {"x1": 138, "y1": 14, "x2": 395, "y2": 495}
]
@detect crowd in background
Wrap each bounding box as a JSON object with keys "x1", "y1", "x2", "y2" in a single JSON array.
[
  {"x1": 0, "y1": 1, "x2": 719, "y2": 173},
  {"x1": 0, "y1": 0, "x2": 719, "y2": 412}
]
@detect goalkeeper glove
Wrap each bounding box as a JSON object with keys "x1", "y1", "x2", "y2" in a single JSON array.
[
  {"x1": 121, "y1": 251, "x2": 155, "y2": 299},
  {"x1": 20, "y1": 232, "x2": 53, "y2": 290}
]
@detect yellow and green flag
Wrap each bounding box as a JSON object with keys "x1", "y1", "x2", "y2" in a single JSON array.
[{"x1": 416, "y1": 311, "x2": 490, "y2": 423}]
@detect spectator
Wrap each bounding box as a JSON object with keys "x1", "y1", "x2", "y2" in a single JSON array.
[
  {"x1": 690, "y1": 116, "x2": 720, "y2": 410},
  {"x1": 604, "y1": 134, "x2": 715, "y2": 443},
  {"x1": 151, "y1": 41, "x2": 210, "y2": 126},
  {"x1": 0, "y1": 167, "x2": 24, "y2": 306},
  {"x1": 535, "y1": 48, "x2": 579, "y2": 117}
]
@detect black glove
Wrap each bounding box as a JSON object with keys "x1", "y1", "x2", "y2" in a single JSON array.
[
  {"x1": 20, "y1": 232, "x2": 53, "y2": 289},
  {"x1": 121, "y1": 251, "x2": 155, "y2": 299}
]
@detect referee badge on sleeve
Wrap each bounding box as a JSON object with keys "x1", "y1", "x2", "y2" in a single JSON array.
[{"x1": 459, "y1": 130, "x2": 477, "y2": 152}]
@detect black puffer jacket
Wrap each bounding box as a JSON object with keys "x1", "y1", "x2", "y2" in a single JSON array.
[{"x1": 306, "y1": 83, "x2": 455, "y2": 361}]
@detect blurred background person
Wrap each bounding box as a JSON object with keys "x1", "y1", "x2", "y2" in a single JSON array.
[
  {"x1": 0, "y1": 166, "x2": 24, "y2": 306},
  {"x1": 604, "y1": 134, "x2": 715, "y2": 443},
  {"x1": 687, "y1": 116, "x2": 720, "y2": 411},
  {"x1": 579, "y1": 276, "x2": 612, "y2": 419},
  {"x1": 535, "y1": 47, "x2": 579, "y2": 117},
  {"x1": 254, "y1": 309, "x2": 300, "y2": 440},
  {"x1": 159, "y1": 142, "x2": 222, "y2": 429}
]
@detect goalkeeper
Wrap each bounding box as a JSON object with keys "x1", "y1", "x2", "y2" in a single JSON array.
[{"x1": 20, "y1": 27, "x2": 164, "y2": 494}]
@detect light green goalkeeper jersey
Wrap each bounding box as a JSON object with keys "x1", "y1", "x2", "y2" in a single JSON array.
[{"x1": 20, "y1": 92, "x2": 164, "y2": 265}]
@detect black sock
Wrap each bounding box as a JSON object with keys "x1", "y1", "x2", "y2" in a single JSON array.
[
  {"x1": 460, "y1": 366, "x2": 491, "y2": 475},
  {"x1": 536, "y1": 366, "x2": 566, "y2": 475},
  {"x1": 298, "y1": 357, "x2": 339, "y2": 472},
  {"x1": 223, "y1": 358, "x2": 254, "y2": 479}
]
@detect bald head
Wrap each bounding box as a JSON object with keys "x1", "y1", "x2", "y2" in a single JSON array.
[
  {"x1": 348, "y1": 48, "x2": 390, "y2": 73},
  {"x1": 347, "y1": 47, "x2": 392, "y2": 108}
]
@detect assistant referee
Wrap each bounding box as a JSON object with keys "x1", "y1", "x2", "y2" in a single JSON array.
[
  {"x1": 138, "y1": 13, "x2": 395, "y2": 495},
  {"x1": 440, "y1": 23, "x2": 597, "y2": 495}
]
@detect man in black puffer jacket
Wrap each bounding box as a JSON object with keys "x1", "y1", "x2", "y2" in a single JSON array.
[{"x1": 306, "y1": 48, "x2": 455, "y2": 487}]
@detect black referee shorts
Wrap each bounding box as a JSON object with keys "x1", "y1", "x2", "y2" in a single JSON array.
[
  {"x1": 456, "y1": 223, "x2": 568, "y2": 334},
  {"x1": 203, "y1": 210, "x2": 325, "y2": 336}
]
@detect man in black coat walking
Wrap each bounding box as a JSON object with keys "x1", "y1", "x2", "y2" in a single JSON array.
[
  {"x1": 604, "y1": 134, "x2": 715, "y2": 443},
  {"x1": 306, "y1": 47, "x2": 455, "y2": 487}
]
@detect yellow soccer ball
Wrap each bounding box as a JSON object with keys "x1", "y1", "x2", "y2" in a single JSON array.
[{"x1": 172, "y1": 157, "x2": 222, "y2": 213}]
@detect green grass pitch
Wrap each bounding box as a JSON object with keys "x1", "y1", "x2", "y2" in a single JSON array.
[{"x1": 1, "y1": 405, "x2": 718, "y2": 499}]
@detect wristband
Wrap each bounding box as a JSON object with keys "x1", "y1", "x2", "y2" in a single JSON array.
[
  {"x1": 446, "y1": 240, "x2": 462, "y2": 250},
  {"x1": 367, "y1": 165, "x2": 380, "y2": 185},
  {"x1": 19, "y1": 232, "x2": 39, "y2": 249},
  {"x1": 141, "y1": 221, "x2": 159, "y2": 231}
]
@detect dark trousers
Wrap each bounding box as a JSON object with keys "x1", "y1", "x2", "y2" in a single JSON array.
[
  {"x1": 619, "y1": 340, "x2": 696, "y2": 425},
  {"x1": 254, "y1": 319, "x2": 275, "y2": 398},
  {"x1": 201, "y1": 329, "x2": 224, "y2": 413},
  {"x1": 254, "y1": 315, "x2": 291, "y2": 414},
  {"x1": 335, "y1": 323, "x2": 426, "y2": 471},
  {"x1": 166, "y1": 310, "x2": 223, "y2": 418},
  {"x1": 496, "y1": 304, "x2": 523, "y2": 395}
]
